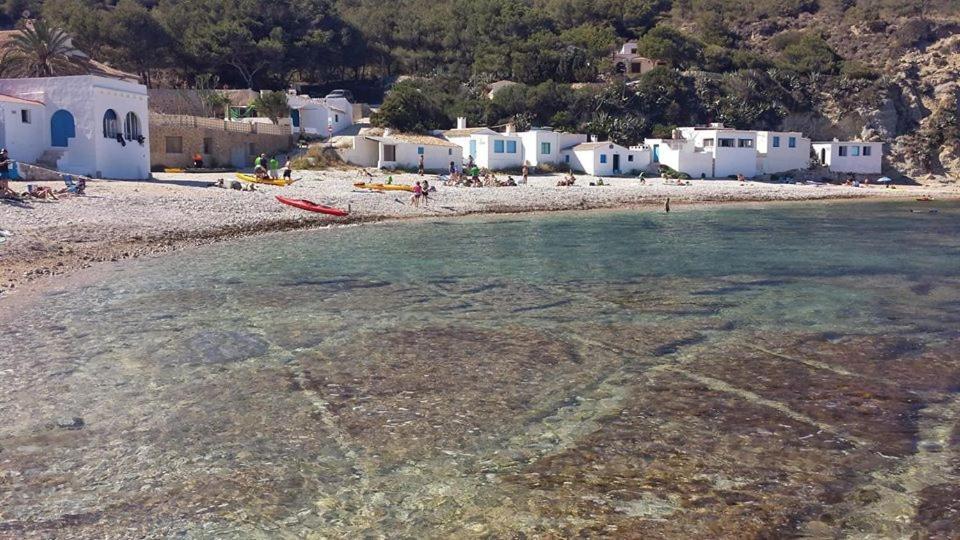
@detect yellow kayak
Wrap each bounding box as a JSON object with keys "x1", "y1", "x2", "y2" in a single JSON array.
[
  {"x1": 237, "y1": 173, "x2": 296, "y2": 187},
  {"x1": 164, "y1": 168, "x2": 185, "y2": 173},
  {"x1": 354, "y1": 182, "x2": 414, "y2": 192}
]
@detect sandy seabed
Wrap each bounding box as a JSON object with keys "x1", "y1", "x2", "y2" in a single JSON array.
[{"x1": 1, "y1": 168, "x2": 956, "y2": 298}]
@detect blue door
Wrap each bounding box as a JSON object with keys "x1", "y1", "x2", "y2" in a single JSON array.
[
  {"x1": 469, "y1": 140, "x2": 477, "y2": 161},
  {"x1": 291, "y1": 109, "x2": 300, "y2": 128},
  {"x1": 652, "y1": 144, "x2": 660, "y2": 162},
  {"x1": 51, "y1": 110, "x2": 76, "y2": 147}
]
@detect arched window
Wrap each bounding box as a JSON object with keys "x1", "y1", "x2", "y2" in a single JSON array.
[
  {"x1": 124, "y1": 112, "x2": 141, "y2": 141},
  {"x1": 103, "y1": 109, "x2": 119, "y2": 138}
]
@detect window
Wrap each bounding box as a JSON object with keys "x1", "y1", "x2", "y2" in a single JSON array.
[
  {"x1": 506, "y1": 140, "x2": 517, "y2": 153},
  {"x1": 417, "y1": 146, "x2": 425, "y2": 155},
  {"x1": 838, "y1": 146, "x2": 848, "y2": 157},
  {"x1": 165, "y1": 136, "x2": 183, "y2": 154},
  {"x1": 541, "y1": 142, "x2": 551, "y2": 155},
  {"x1": 203, "y1": 137, "x2": 213, "y2": 154},
  {"x1": 772, "y1": 136, "x2": 780, "y2": 148},
  {"x1": 20, "y1": 109, "x2": 31, "y2": 124},
  {"x1": 494, "y1": 140, "x2": 505, "y2": 154},
  {"x1": 738, "y1": 138, "x2": 753, "y2": 148},
  {"x1": 123, "y1": 112, "x2": 141, "y2": 141},
  {"x1": 103, "y1": 109, "x2": 119, "y2": 138},
  {"x1": 863, "y1": 146, "x2": 872, "y2": 156},
  {"x1": 789, "y1": 137, "x2": 797, "y2": 148},
  {"x1": 628, "y1": 155, "x2": 634, "y2": 162},
  {"x1": 334, "y1": 114, "x2": 339, "y2": 123},
  {"x1": 600, "y1": 154, "x2": 607, "y2": 164},
  {"x1": 448, "y1": 148, "x2": 453, "y2": 155},
  {"x1": 565, "y1": 154, "x2": 570, "y2": 163},
  {"x1": 851, "y1": 146, "x2": 861, "y2": 157},
  {"x1": 703, "y1": 138, "x2": 715, "y2": 147},
  {"x1": 718, "y1": 138, "x2": 735, "y2": 147}
]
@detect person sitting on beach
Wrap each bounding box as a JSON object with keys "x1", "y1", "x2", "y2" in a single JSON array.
[
  {"x1": 24, "y1": 184, "x2": 58, "y2": 200},
  {"x1": 505, "y1": 176, "x2": 517, "y2": 187},
  {"x1": 254, "y1": 163, "x2": 269, "y2": 180},
  {"x1": 193, "y1": 152, "x2": 204, "y2": 169},
  {"x1": 411, "y1": 180, "x2": 423, "y2": 207},
  {"x1": 737, "y1": 174, "x2": 746, "y2": 184}
]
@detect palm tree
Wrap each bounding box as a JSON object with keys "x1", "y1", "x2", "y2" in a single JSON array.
[{"x1": 3, "y1": 20, "x2": 81, "y2": 78}]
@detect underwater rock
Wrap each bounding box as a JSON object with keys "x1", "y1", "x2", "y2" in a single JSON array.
[{"x1": 186, "y1": 331, "x2": 269, "y2": 364}]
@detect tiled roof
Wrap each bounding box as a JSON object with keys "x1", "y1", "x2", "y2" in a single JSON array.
[
  {"x1": 366, "y1": 133, "x2": 461, "y2": 148},
  {"x1": 0, "y1": 30, "x2": 140, "y2": 83},
  {"x1": 443, "y1": 127, "x2": 497, "y2": 137}
]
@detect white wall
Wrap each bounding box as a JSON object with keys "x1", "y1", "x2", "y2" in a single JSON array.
[
  {"x1": 814, "y1": 142, "x2": 883, "y2": 174},
  {"x1": 0, "y1": 101, "x2": 46, "y2": 165},
  {"x1": 380, "y1": 142, "x2": 462, "y2": 171},
  {"x1": 323, "y1": 97, "x2": 354, "y2": 135},
  {"x1": 518, "y1": 130, "x2": 589, "y2": 168},
  {"x1": 757, "y1": 132, "x2": 811, "y2": 175},
  {"x1": 336, "y1": 136, "x2": 379, "y2": 167},
  {"x1": 566, "y1": 143, "x2": 649, "y2": 176},
  {"x1": 475, "y1": 134, "x2": 523, "y2": 170},
  {"x1": 0, "y1": 75, "x2": 150, "y2": 179}
]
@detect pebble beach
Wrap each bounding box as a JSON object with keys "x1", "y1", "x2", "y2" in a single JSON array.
[{"x1": 1, "y1": 168, "x2": 956, "y2": 297}]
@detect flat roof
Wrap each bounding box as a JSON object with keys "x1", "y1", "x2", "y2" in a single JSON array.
[{"x1": 0, "y1": 93, "x2": 43, "y2": 106}]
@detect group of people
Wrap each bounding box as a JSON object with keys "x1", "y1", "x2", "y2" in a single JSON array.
[
  {"x1": 0, "y1": 148, "x2": 88, "y2": 201},
  {"x1": 253, "y1": 153, "x2": 293, "y2": 181},
  {"x1": 410, "y1": 179, "x2": 435, "y2": 207},
  {"x1": 443, "y1": 158, "x2": 526, "y2": 188}
]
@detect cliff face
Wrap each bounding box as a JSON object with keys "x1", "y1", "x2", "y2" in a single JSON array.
[{"x1": 739, "y1": 15, "x2": 960, "y2": 184}]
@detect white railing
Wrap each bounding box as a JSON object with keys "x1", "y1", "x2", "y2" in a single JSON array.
[{"x1": 150, "y1": 113, "x2": 290, "y2": 136}]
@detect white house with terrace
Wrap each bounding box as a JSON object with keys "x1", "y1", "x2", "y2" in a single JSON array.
[
  {"x1": 812, "y1": 140, "x2": 883, "y2": 174},
  {"x1": 0, "y1": 75, "x2": 150, "y2": 179},
  {"x1": 646, "y1": 124, "x2": 813, "y2": 179}
]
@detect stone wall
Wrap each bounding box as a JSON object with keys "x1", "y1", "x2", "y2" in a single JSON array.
[{"x1": 150, "y1": 122, "x2": 293, "y2": 169}]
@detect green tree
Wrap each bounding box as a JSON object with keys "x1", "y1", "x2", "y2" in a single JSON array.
[
  {"x1": 251, "y1": 90, "x2": 290, "y2": 123},
  {"x1": 371, "y1": 81, "x2": 448, "y2": 132},
  {"x1": 2, "y1": 19, "x2": 81, "y2": 77},
  {"x1": 636, "y1": 25, "x2": 703, "y2": 69}
]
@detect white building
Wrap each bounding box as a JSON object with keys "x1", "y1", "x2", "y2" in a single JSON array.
[
  {"x1": 757, "y1": 131, "x2": 811, "y2": 175},
  {"x1": 647, "y1": 125, "x2": 758, "y2": 178},
  {"x1": 516, "y1": 128, "x2": 588, "y2": 168},
  {"x1": 287, "y1": 92, "x2": 354, "y2": 137},
  {"x1": 612, "y1": 42, "x2": 666, "y2": 78},
  {"x1": 443, "y1": 119, "x2": 523, "y2": 170},
  {"x1": 561, "y1": 141, "x2": 650, "y2": 176},
  {"x1": 337, "y1": 132, "x2": 462, "y2": 172},
  {"x1": 0, "y1": 75, "x2": 150, "y2": 179},
  {"x1": 812, "y1": 140, "x2": 883, "y2": 174}
]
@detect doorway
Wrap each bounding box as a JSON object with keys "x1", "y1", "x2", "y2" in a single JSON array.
[
  {"x1": 612, "y1": 154, "x2": 621, "y2": 173},
  {"x1": 50, "y1": 109, "x2": 76, "y2": 147},
  {"x1": 820, "y1": 148, "x2": 827, "y2": 165}
]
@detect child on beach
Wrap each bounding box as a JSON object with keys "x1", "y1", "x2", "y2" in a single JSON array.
[
  {"x1": 421, "y1": 179, "x2": 430, "y2": 206},
  {"x1": 282, "y1": 160, "x2": 293, "y2": 182},
  {"x1": 269, "y1": 157, "x2": 280, "y2": 179},
  {"x1": 411, "y1": 181, "x2": 423, "y2": 207}
]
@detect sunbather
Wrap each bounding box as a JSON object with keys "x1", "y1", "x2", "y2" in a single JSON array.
[{"x1": 24, "y1": 184, "x2": 58, "y2": 200}]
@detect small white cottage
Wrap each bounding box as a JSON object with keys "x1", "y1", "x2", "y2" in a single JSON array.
[
  {"x1": 561, "y1": 141, "x2": 650, "y2": 176},
  {"x1": 443, "y1": 118, "x2": 524, "y2": 171},
  {"x1": 0, "y1": 74, "x2": 151, "y2": 179},
  {"x1": 337, "y1": 131, "x2": 462, "y2": 172},
  {"x1": 813, "y1": 140, "x2": 883, "y2": 174},
  {"x1": 516, "y1": 128, "x2": 588, "y2": 168},
  {"x1": 288, "y1": 92, "x2": 355, "y2": 137}
]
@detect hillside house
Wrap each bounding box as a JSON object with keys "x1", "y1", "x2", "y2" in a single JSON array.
[
  {"x1": 288, "y1": 91, "x2": 356, "y2": 137},
  {"x1": 613, "y1": 42, "x2": 666, "y2": 78},
  {"x1": 0, "y1": 75, "x2": 150, "y2": 179},
  {"x1": 813, "y1": 140, "x2": 883, "y2": 174}
]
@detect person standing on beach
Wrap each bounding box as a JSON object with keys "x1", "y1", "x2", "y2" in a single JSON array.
[
  {"x1": 418, "y1": 154, "x2": 425, "y2": 176},
  {"x1": 282, "y1": 160, "x2": 293, "y2": 182},
  {"x1": 521, "y1": 162, "x2": 529, "y2": 185},
  {"x1": 0, "y1": 149, "x2": 13, "y2": 197},
  {"x1": 421, "y1": 178, "x2": 430, "y2": 206},
  {"x1": 269, "y1": 156, "x2": 280, "y2": 179},
  {"x1": 411, "y1": 180, "x2": 423, "y2": 207},
  {"x1": 665, "y1": 198, "x2": 671, "y2": 213}
]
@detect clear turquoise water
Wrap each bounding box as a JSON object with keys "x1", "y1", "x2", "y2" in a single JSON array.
[{"x1": 1, "y1": 200, "x2": 959, "y2": 537}]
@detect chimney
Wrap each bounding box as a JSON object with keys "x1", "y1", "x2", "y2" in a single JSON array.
[
  {"x1": 384, "y1": 128, "x2": 394, "y2": 137},
  {"x1": 505, "y1": 122, "x2": 515, "y2": 135},
  {"x1": 456, "y1": 117, "x2": 467, "y2": 130}
]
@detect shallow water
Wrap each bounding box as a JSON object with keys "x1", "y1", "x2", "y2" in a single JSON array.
[{"x1": 2, "y1": 201, "x2": 960, "y2": 538}]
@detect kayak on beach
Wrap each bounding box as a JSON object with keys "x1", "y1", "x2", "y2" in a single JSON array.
[
  {"x1": 237, "y1": 173, "x2": 297, "y2": 186},
  {"x1": 276, "y1": 195, "x2": 349, "y2": 216},
  {"x1": 353, "y1": 182, "x2": 414, "y2": 192}
]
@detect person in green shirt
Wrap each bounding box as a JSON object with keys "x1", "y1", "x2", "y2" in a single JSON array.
[{"x1": 269, "y1": 157, "x2": 280, "y2": 179}]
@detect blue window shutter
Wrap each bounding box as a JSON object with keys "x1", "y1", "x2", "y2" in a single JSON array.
[
  {"x1": 773, "y1": 136, "x2": 780, "y2": 148},
  {"x1": 417, "y1": 147, "x2": 424, "y2": 155},
  {"x1": 507, "y1": 140, "x2": 517, "y2": 153},
  {"x1": 494, "y1": 140, "x2": 504, "y2": 153},
  {"x1": 600, "y1": 154, "x2": 607, "y2": 164},
  {"x1": 789, "y1": 137, "x2": 796, "y2": 148}
]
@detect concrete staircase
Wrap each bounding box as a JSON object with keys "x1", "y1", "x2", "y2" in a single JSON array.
[{"x1": 36, "y1": 149, "x2": 66, "y2": 169}]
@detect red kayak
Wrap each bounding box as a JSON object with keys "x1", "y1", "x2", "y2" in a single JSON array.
[{"x1": 276, "y1": 196, "x2": 349, "y2": 217}]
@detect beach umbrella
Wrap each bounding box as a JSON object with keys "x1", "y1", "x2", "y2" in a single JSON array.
[{"x1": 877, "y1": 177, "x2": 892, "y2": 183}]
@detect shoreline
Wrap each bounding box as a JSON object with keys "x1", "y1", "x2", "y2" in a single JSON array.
[{"x1": 2, "y1": 169, "x2": 957, "y2": 303}]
